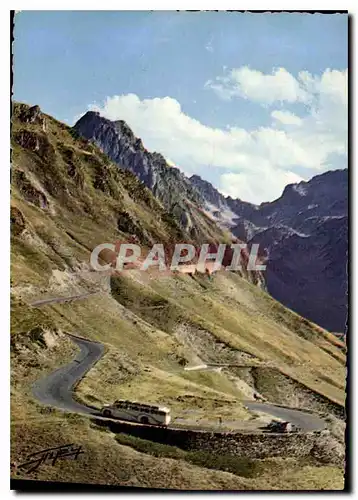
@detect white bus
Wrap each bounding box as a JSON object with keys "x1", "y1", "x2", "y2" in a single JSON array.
[{"x1": 100, "y1": 399, "x2": 171, "y2": 426}]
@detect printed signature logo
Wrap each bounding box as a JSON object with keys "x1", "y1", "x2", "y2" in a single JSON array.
[{"x1": 16, "y1": 443, "x2": 84, "y2": 473}]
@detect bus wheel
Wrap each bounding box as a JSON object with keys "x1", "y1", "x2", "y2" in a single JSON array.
[
  {"x1": 140, "y1": 416, "x2": 149, "y2": 425},
  {"x1": 102, "y1": 409, "x2": 112, "y2": 418}
]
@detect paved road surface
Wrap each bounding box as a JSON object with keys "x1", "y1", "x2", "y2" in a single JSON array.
[
  {"x1": 185, "y1": 364, "x2": 326, "y2": 431},
  {"x1": 31, "y1": 325, "x2": 326, "y2": 431},
  {"x1": 30, "y1": 292, "x2": 98, "y2": 307},
  {"x1": 32, "y1": 334, "x2": 104, "y2": 416},
  {"x1": 244, "y1": 402, "x2": 326, "y2": 431}
]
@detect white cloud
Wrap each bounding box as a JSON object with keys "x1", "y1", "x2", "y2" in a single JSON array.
[
  {"x1": 206, "y1": 66, "x2": 348, "y2": 111},
  {"x1": 220, "y1": 169, "x2": 304, "y2": 205},
  {"x1": 271, "y1": 110, "x2": 303, "y2": 126},
  {"x1": 85, "y1": 67, "x2": 347, "y2": 204},
  {"x1": 206, "y1": 66, "x2": 310, "y2": 104},
  {"x1": 298, "y1": 69, "x2": 348, "y2": 108},
  {"x1": 205, "y1": 40, "x2": 214, "y2": 53}
]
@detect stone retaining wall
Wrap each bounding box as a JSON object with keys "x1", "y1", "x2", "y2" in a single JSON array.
[{"x1": 92, "y1": 418, "x2": 334, "y2": 462}]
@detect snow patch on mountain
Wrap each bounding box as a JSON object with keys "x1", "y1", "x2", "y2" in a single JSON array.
[
  {"x1": 203, "y1": 201, "x2": 237, "y2": 228},
  {"x1": 292, "y1": 184, "x2": 308, "y2": 196}
]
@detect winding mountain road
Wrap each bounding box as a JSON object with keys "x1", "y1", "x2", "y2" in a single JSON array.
[
  {"x1": 32, "y1": 334, "x2": 104, "y2": 416},
  {"x1": 184, "y1": 364, "x2": 327, "y2": 431},
  {"x1": 30, "y1": 296, "x2": 326, "y2": 431},
  {"x1": 30, "y1": 291, "x2": 99, "y2": 307}
]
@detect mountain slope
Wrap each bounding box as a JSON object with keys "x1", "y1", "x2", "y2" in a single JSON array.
[
  {"x1": 190, "y1": 170, "x2": 348, "y2": 332},
  {"x1": 11, "y1": 103, "x2": 346, "y2": 490}
]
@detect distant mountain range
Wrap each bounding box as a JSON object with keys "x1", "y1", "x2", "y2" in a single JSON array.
[
  {"x1": 74, "y1": 112, "x2": 348, "y2": 333},
  {"x1": 191, "y1": 170, "x2": 348, "y2": 333}
]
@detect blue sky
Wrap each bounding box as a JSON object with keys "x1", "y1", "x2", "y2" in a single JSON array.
[{"x1": 13, "y1": 11, "x2": 348, "y2": 204}]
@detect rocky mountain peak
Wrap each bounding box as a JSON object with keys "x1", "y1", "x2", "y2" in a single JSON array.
[
  {"x1": 73, "y1": 113, "x2": 227, "y2": 241},
  {"x1": 13, "y1": 103, "x2": 47, "y2": 132}
]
